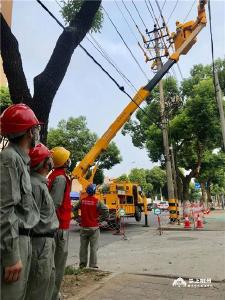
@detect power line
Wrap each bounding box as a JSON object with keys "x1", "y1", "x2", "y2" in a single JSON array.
[
  {"x1": 121, "y1": 0, "x2": 139, "y2": 29},
  {"x1": 147, "y1": 0, "x2": 158, "y2": 21},
  {"x1": 208, "y1": 0, "x2": 216, "y2": 94},
  {"x1": 144, "y1": 0, "x2": 155, "y2": 24},
  {"x1": 36, "y1": 0, "x2": 151, "y2": 119},
  {"x1": 166, "y1": 0, "x2": 179, "y2": 24},
  {"x1": 87, "y1": 34, "x2": 137, "y2": 91},
  {"x1": 102, "y1": 6, "x2": 149, "y2": 81},
  {"x1": 183, "y1": 0, "x2": 195, "y2": 22},
  {"x1": 131, "y1": 0, "x2": 148, "y2": 29},
  {"x1": 114, "y1": 0, "x2": 139, "y2": 44}
]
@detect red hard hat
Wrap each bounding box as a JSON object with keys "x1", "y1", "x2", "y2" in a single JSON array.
[
  {"x1": 29, "y1": 143, "x2": 52, "y2": 168},
  {"x1": 0, "y1": 104, "x2": 42, "y2": 136}
]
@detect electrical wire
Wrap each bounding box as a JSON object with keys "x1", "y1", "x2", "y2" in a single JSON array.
[
  {"x1": 144, "y1": 0, "x2": 155, "y2": 24},
  {"x1": 131, "y1": 0, "x2": 148, "y2": 29},
  {"x1": 103, "y1": 6, "x2": 149, "y2": 81},
  {"x1": 55, "y1": 0, "x2": 137, "y2": 90},
  {"x1": 208, "y1": 0, "x2": 217, "y2": 96},
  {"x1": 36, "y1": 0, "x2": 152, "y2": 119},
  {"x1": 166, "y1": 0, "x2": 179, "y2": 24},
  {"x1": 183, "y1": 0, "x2": 195, "y2": 22},
  {"x1": 121, "y1": 0, "x2": 139, "y2": 29},
  {"x1": 87, "y1": 34, "x2": 137, "y2": 91},
  {"x1": 114, "y1": 0, "x2": 139, "y2": 44}
]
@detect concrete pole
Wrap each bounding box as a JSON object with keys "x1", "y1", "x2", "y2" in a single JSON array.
[
  {"x1": 215, "y1": 71, "x2": 225, "y2": 149},
  {"x1": 153, "y1": 27, "x2": 176, "y2": 222}
]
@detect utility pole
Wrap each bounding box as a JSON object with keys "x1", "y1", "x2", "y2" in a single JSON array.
[
  {"x1": 170, "y1": 144, "x2": 180, "y2": 224},
  {"x1": 153, "y1": 26, "x2": 176, "y2": 223},
  {"x1": 215, "y1": 71, "x2": 225, "y2": 150}
]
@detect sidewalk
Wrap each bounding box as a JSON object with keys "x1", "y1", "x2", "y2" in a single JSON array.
[
  {"x1": 67, "y1": 210, "x2": 225, "y2": 299},
  {"x1": 81, "y1": 273, "x2": 225, "y2": 300},
  {"x1": 161, "y1": 209, "x2": 225, "y2": 231}
]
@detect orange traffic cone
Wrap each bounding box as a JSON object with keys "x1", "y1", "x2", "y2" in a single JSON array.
[
  {"x1": 184, "y1": 216, "x2": 191, "y2": 229},
  {"x1": 196, "y1": 214, "x2": 203, "y2": 229}
]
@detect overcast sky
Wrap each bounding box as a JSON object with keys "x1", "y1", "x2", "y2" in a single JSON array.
[{"x1": 12, "y1": 0, "x2": 225, "y2": 177}]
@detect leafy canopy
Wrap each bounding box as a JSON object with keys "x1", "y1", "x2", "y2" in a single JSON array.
[
  {"x1": 47, "y1": 116, "x2": 122, "y2": 171},
  {"x1": 60, "y1": 0, "x2": 103, "y2": 32},
  {"x1": 0, "y1": 86, "x2": 12, "y2": 113}
]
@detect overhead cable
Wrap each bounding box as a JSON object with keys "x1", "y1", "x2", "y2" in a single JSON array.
[
  {"x1": 131, "y1": 0, "x2": 148, "y2": 29},
  {"x1": 87, "y1": 34, "x2": 137, "y2": 91},
  {"x1": 144, "y1": 0, "x2": 155, "y2": 23},
  {"x1": 114, "y1": 0, "x2": 139, "y2": 43},
  {"x1": 208, "y1": 0, "x2": 217, "y2": 96},
  {"x1": 36, "y1": 0, "x2": 151, "y2": 118},
  {"x1": 183, "y1": 0, "x2": 195, "y2": 22},
  {"x1": 103, "y1": 6, "x2": 149, "y2": 80},
  {"x1": 166, "y1": 0, "x2": 179, "y2": 24}
]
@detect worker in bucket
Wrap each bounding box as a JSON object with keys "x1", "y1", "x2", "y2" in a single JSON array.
[
  {"x1": 48, "y1": 147, "x2": 72, "y2": 300},
  {"x1": 25, "y1": 143, "x2": 59, "y2": 300},
  {"x1": 0, "y1": 104, "x2": 40, "y2": 300},
  {"x1": 73, "y1": 184, "x2": 109, "y2": 269}
]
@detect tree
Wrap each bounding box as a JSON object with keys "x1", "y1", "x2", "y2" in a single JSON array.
[
  {"x1": 0, "y1": 86, "x2": 12, "y2": 113},
  {"x1": 128, "y1": 168, "x2": 153, "y2": 197},
  {"x1": 47, "y1": 116, "x2": 122, "y2": 175},
  {"x1": 197, "y1": 151, "x2": 225, "y2": 203},
  {"x1": 60, "y1": 0, "x2": 103, "y2": 32},
  {"x1": 123, "y1": 63, "x2": 222, "y2": 200},
  {"x1": 116, "y1": 174, "x2": 129, "y2": 182},
  {"x1": 0, "y1": 0, "x2": 102, "y2": 142},
  {"x1": 145, "y1": 167, "x2": 167, "y2": 198}
]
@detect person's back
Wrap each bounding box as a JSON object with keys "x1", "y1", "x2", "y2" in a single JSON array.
[
  {"x1": 74, "y1": 184, "x2": 109, "y2": 269},
  {"x1": 0, "y1": 104, "x2": 41, "y2": 300},
  {"x1": 25, "y1": 144, "x2": 59, "y2": 300},
  {"x1": 80, "y1": 195, "x2": 99, "y2": 228}
]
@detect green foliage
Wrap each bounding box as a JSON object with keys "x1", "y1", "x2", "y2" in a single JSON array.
[
  {"x1": 122, "y1": 59, "x2": 224, "y2": 200},
  {"x1": 190, "y1": 183, "x2": 201, "y2": 200},
  {"x1": 47, "y1": 116, "x2": 122, "y2": 172},
  {"x1": 0, "y1": 86, "x2": 12, "y2": 113},
  {"x1": 60, "y1": 0, "x2": 103, "y2": 32},
  {"x1": 146, "y1": 167, "x2": 167, "y2": 193},
  {"x1": 129, "y1": 168, "x2": 153, "y2": 197},
  {"x1": 198, "y1": 151, "x2": 225, "y2": 193},
  {"x1": 116, "y1": 174, "x2": 129, "y2": 182},
  {"x1": 93, "y1": 168, "x2": 104, "y2": 185}
]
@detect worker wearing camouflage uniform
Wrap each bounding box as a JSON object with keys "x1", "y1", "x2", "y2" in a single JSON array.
[
  {"x1": 74, "y1": 184, "x2": 109, "y2": 268},
  {"x1": 48, "y1": 147, "x2": 72, "y2": 300},
  {"x1": 0, "y1": 104, "x2": 41, "y2": 300},
  {"x1": 25, "y1": 144, "x2": 59, "y2": 300}
]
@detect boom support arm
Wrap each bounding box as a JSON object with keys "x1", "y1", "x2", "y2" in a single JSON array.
[{"x1": 72, "y1": 0, "x2": 207, "y2": 189}]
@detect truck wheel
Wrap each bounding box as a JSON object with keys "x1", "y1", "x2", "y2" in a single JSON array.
[{"x1": 134, "y1": 206, "x2": 142, "y2": 222}]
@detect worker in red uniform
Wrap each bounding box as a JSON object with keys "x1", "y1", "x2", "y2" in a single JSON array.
[
  {"x1": 48, "y1": 147, "x2": 72, "y2": 300},
  {"x1": 73, "y1": 184, "x2": 109, "y2": 268}
]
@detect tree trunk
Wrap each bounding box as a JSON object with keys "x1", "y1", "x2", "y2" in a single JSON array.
[
  {"x1": 200, "y1": 181, "x2": 207, "y2": 204},
  {"x1": 1, "y1": 1, "x2": 102, "y2": 143},
  {"x1": 182, "y1": 177, "x2": 191, "y2": 201}
]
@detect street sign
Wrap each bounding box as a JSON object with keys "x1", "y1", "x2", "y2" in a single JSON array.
[
  {"x1": 118, "y1": 208, "x2": 126, "y2": 217},
  {"x1": 195, "y1": 182, "x2": 201, "y2": 190},
  {"x1": 154, "y1": 208, "x2": 161, "y2": 215}
]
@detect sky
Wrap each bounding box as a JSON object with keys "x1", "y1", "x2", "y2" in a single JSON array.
[{"x1": 11, "y1": 0, "x2": 225, "y2": 177}]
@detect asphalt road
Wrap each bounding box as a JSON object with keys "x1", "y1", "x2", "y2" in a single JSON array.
[{"x1": 67, "y1": 210, "x2": 170, "y2": 266}]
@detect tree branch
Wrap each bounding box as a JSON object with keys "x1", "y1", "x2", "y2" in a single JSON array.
[
  {"x1": 32, "y1": 0, "x2": 101, "y2": 118},
  {"x1": 0, "y1": 14, "x2": 32, "y2": 103}
]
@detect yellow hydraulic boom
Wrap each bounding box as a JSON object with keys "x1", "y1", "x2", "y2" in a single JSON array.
[{"x1": 72, "y1": 0, "x2": 207, "y2": 190}]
